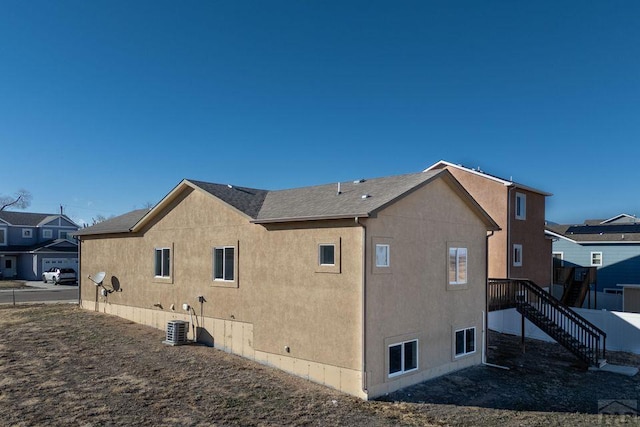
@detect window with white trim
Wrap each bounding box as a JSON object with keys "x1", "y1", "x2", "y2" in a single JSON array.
[
  {"x1": 455, "y1": 327, "x2": 476, "y2": 357},
  {"x1": 591, "y1": 252, "x2": 603, "y2": 267},
  {"x1": 449, "y1": 247, "x2": 468, "y2": 285},
  {"x1": 515, "y1": 192, "x2": 526, "y2": 220},
  {"x1": 388, "y1": 340, "x2": 418, "y2": 377},
  {"x1": 552, "y1": 252, "x2": 564, "y2": 267},
  {"x1": 513, "y1": 244, "x2": 523, "y2": 267},
  {"x1": 375, "y1": 244, "x2": 390, "y2": 267},
  {"x1": 154, "y1": 248, "x2": 171, "y2": 278},
  {"x1": 319, "y1": 244, "x2": 335, "y2": 266},
  {"x1": 43, "y1": 229, "x2": 53, "y2": 239},
  {"x1": 22, "y1": 228, "x2": 33, "y2": 238},
  {"x1": 214, "y1": 246, "x2": 235, "y2": 281},
  {"x1": 59, "y1": 230, "x2": 69, "y2": 240},
  {"x1": 0, "y1": 228, "x2": 6, "y2": 245}
]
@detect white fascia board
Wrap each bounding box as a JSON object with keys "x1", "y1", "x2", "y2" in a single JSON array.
[{"x1": 424, "y1": 160, "x2": 551, "y2": 196}]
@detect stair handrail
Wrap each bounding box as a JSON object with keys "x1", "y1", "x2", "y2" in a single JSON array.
[{"x1": 488, "y1": 278, "x2": 607, "y2": 365}]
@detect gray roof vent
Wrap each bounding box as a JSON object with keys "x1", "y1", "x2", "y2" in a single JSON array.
[
  {"x1": 361, "y1": 194, "x2": 370, "y2": 199},
  {"x1": 354, "y1": 179, "x2": 366, "y2": 184}
]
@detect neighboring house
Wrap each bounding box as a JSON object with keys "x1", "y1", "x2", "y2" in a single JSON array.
[
  {"x1": 425, "y1": 161, "x2": 553, "y2": 287},
  {"x1": 75, "y1": 170, "x2": 499, "y2": 399},
  {"x1": 546, "y1": 214, "x2": 640, "y2": 295},
  {"x1": 0, "y1": 211, "x2": 80, "y2": 280}
]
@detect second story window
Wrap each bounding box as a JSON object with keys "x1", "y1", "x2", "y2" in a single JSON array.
[
  {"x1": 449, "y1": 247, "x2": 468, "y2": 285},
  {"x1": 22, "y1": 228, "x2": 33, "y2": 238},
  {"x1": 375, "y1": 244, "x2": 390, "y2": 267},
  {"x1": 591, "y1": 252, "x2": 603, "y2": 267},
  {"x1": 43, "y1": 229, "x2": 53, "y2": 239},
  {"x1": 515, "y1": 192, "x2": 526, "y2": 220},
  {"x1": 0, "y1": 228, "x2": 6, "y2": 245}
]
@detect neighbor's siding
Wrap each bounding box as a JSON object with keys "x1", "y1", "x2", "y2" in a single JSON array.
[{"x1": 552, "y1": 239, "x2": 640, "y2": 291}]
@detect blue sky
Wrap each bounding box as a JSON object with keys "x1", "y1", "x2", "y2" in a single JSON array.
[{"x1": 1, "y1": 1, "x2": 639, "y2": 225}]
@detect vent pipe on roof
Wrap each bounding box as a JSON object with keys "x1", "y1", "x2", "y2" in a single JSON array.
[{"x1": 337, "y1": 182, "x2": 342, "y2": 195}]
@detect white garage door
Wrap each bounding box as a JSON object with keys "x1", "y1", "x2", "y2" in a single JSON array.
[{"x1": 42, "y1": 258, "x2": 79, "y2": 273}]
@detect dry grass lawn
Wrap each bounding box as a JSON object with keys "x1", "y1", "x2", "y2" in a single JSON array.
[
  {"x1": 0, "y1": 304, "x2": 637, "y2": 426},
  {"x1": 0, "y1": 280, "x2": 28, "y2": 290}
]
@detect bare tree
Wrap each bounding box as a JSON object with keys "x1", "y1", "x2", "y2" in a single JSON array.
[
  {"x1": 83, "y1": 213, "x2": 115, "y2": 228},
  {"x1": 0, "y1": 189, "x2": 32, "y2": 211}
]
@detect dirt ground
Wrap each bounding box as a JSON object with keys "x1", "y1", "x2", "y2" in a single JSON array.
[{"x1": 1, "y1": 305, "x2": 639, "y2": 426}]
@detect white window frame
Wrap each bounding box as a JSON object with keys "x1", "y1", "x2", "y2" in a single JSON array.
[
  {"x1": 449, "y1": 247, "x2": 468, "y2": 285},
  {"x1": 154, "y1": 247, "x2": 171, "y2": 278},
  {"x1": 591, "y1": 251, "x2": 603, "y2": 267},
  {"x1": 603, "y1": 288, "x2": 622, "y2": 295},
  {"x1": 552, "y1": 251, "x2": 564, "y2": 267},
  {"x1": 58, "y1": 230, "x2": 69, "y2": 240},
  {"x1": 0, "y1": 227, "x2": 6, "y2": 246},
  {"x1": 388, "y1": 339, "x2": 418, "y2": 378},
  {"x1": 513, "y1": 244, "x2": 523, "y2": 267},
  {"x1": 375, "y1": 244, "x2": 390, "y2": 268},
  {"x1": 455, "y1": 327, "x2": 476, "y2": 357},
  {"x1": 43, "y1": 229, "x2": 53, "y2": 239},
  {"x1": 319, "y1": 244, "x2": 335, "y2": 266},
  {"x1": 515, "y1": 192, "x2": 526, "y2": 220},
  {"x1": 22, "y1": 228, "x2": 33, "y2": 238},
  {"x1": 213, "y1": 246, "x2": 235, "y2": 281}
]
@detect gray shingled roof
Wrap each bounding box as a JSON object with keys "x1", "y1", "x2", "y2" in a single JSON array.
[
  {"x1": 254, "y1": 171, "x2": 441, "y2": 222},
  {"x1": 188, "y1": 180, "x2": 268, "y2": 219},
  {"x1": 0, "y1": 211, "x2": 62, "y2": 226},
  {"x1": 546, "y1": 223, "x2": 640, "y2": 242},
  {"x1": 78, "y1": 170, "x2": 496, "y2": 236},
  {"x1": 74, "y1": 209, "x2": 149, "y2": 236}
]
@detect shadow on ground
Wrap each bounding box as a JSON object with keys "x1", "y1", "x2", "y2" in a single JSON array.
[{"x1": 380, "y1": 331, "x2": 640, "y2": 414}]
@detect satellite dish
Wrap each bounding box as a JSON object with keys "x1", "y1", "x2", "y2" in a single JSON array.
[{"x1": 89, "y1": 271, "x2": 106, "y2": 286}]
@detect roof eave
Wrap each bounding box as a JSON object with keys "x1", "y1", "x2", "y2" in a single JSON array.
[{"x1": 425, "y1": 160, "x2": 552, "y2": 197}]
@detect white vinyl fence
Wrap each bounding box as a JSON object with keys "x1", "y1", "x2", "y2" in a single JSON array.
[{"x1": 489, "y1": 308, "x2": 640, "y2": 354}]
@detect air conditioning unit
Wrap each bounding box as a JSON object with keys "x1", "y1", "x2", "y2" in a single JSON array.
[{"x1": 163, "y1": 320, "x2": 189, "y2": 346}]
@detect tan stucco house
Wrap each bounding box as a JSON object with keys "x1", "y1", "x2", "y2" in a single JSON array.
[
  {"x1": 75, "y1": 169, "x2": 499, "y2": 399},
  {"x1": 425, "y1": 161, "x2": 552, "y2": 287}
]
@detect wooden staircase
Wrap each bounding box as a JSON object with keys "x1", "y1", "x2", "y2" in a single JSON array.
[
  {"x1": 557, "y1": 267, "x2": 596, "y2": 308},
  {"x1": 488, "y1": 278, "x2": 606, "y2": 367}
]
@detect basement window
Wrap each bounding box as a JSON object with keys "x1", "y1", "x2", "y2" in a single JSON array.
[
  {"x1": 455, "y1": 327, "x2": 476, "y2": 357},
  {"x1": 388, "y1": 340, "x2": 418, "y2": 378}
]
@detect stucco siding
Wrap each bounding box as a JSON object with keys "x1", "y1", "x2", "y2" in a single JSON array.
[
  {"x1": 79, "y1": 187, "x2": 363, "y2": 382},
  {"x1": 363, "y1": 178, "x2": 487, "y2": 397}
]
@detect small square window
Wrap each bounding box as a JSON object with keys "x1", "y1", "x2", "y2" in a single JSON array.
[
  {"x1": 154, "y1": 248, "x2": 171, "y2": 278},
  {"x1": 388, "y1": 340, "x2": 418, "y2": 377},
  {"x1": 319, "y1": 244, "x2": 335, "y2": 266},
  {"x1": 455, "y1": 327, "x2": 476, "y2": 357},
  {"x1": 22, "y1": 228, "x2": 33, "y2": 238},
  {"x1": 375, "y1": 244, "x2": 390, "y2": 267},
  {"x1": 513, "y1": 244, "x2": 523, "y2": 267},
  {"x1": 43, "y1": 229, "x2": 53, "y2": 239},
  {"x1": 591, "y1": 252, "x2": 603, "y2": 267},
  {"x1": 59, "y1": 231, "x2": 69, "y2": 240}
]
